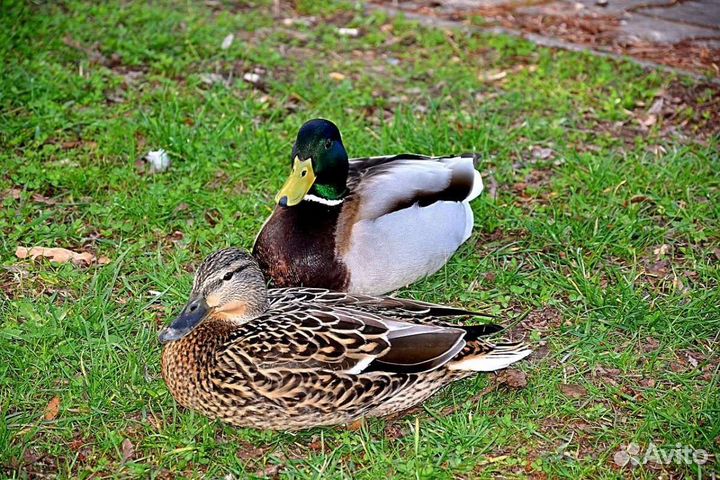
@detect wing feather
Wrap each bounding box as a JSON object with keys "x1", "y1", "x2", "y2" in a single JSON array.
[
  {"x1": 267, "y1": 287, "x2": 495, "y2": 323},
  {"x1": 347, "y1": 154, "x2": 481, "y2": 221},
  {"x1": 217, "y1": 301, "x2": 481, "y2": 375}
]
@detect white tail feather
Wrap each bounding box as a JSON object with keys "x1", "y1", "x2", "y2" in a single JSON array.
[
  {"x1": 448, "y1": 343, "x2": 531, "y2": 372},
  {"x1": 467, "y1": 168, "x2": 484, "y2": 202}
]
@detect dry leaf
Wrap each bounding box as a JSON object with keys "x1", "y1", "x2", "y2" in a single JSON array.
[
  {"x1": 3, "y1": 187, "x2": 23, "y2": 200},
  {"x1": 200, "y1": 73, "x2": 227, "y2": 86},
  {"x1": 647, "y1": 98, "x2": 664, "y2": 116},
  {"x1": 282, "y1": 17, "x2": 316, "y2": 27},
  {"x1": 648, "y1": 145, "x2": 667, "y2": 156},
  {"x1": 560, "y1": 383, "x2": 587, "y2": 399},
  {"x1": 496, "y1": 369, "x2": 528, "y2": 389},
  {"x1": 531, "y1": 147, "x2": 554, "y2": 160},
  {"x1": 347, "y1": 418, "x2": 364, "y2": 431},
  {"x1": 255, "y1": 464, "x2": 281, "y2": 478},
  {"x1": 121, "y1": 438, "x2": 135, "y2": 462},
  {"x1": 44, "y1": 396, "x2": 61, "y2": 421},
  {"x1": 653, "y1": 244, "x2": 670, "y2": 258},
  {"x1": 482, "y1": 70, "x2": 507, "y2": 82},
  {"x1": 328, "y1": 72, "x2": 346, "y2": 81},
  {"x1": 640, "y1": 114, "x2": 657, "y2": 127},
  {"x1": 236, "y1": 441, "x2": 269, "y2": 461},
  {"x1": 384, "y1": 424, "x2": 405, "y2": 440},
  {"x1": 16, "y1": 246, "x2": 103, "y2": 266},
  {"x1": 31, "y1": 193, "x2": 57, "y2": 205}
]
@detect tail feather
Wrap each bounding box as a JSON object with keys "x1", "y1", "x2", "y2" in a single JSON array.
[
  {"x1": 466, "y1": 168, "x2": 484, "y2": 202},
  {"x1": 448, "y1": 342, "x2": 531, "y2": 372},
  {"x1": 460, "y1": 323, "x2": 504, "y2": 340}
]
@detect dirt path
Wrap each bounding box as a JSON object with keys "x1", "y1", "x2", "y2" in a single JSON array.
[{"x1": 373, "y1": 0, "x2": 720, "y2": 77}]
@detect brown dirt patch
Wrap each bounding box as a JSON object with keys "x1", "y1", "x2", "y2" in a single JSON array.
[{"x1": 374, "y1": 1, "x2": 720, "y2": 75}]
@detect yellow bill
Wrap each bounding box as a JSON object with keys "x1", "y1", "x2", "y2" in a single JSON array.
[{"x1": 275, "y1": 157, "x2": 315, "y2": 207}]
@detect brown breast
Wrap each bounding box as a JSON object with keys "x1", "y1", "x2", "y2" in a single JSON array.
[{"x1": 252, "y1": 200, "x2": 349, "y2": 290}]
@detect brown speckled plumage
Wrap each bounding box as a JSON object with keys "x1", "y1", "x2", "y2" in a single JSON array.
[{"x1": 160, "y1": 249, "x2": 531, "y2": 431}]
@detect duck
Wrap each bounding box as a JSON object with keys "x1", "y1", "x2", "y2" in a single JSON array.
[
  {"x1": 159, "y1": 248, "x2": 531, "y2": 431},
  {"x1": 252, "y1": 118, "x2": 484, "y2": 296}
]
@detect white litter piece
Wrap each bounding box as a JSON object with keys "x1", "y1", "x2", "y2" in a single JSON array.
[
  {"x1": 243, "y1": 72, "x2": 261, "y2": 84},
  {"x1": 144, "y1": 149, "x2": 171, "y2": 173},
  {"x1": 200, "y1": 73, "x2": 227, "y2": 86},
  {"x1": 221, "y1": 33, "x2": 234, "y2": 50},
  {"x1": 337, "y1": 27, "x2": 359, "y2": 37}
]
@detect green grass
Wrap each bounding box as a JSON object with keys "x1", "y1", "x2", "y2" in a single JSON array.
[{"x1": 1, "y1": 0, "x2": 718, "y2": 478}]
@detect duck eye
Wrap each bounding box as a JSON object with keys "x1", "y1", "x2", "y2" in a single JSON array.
[
  {"x1": 324, "y1": 139, "x2": 332, "y2": 149},
  {"x1": 222, "y1": 271, "x2": 234, "y2": 281}
]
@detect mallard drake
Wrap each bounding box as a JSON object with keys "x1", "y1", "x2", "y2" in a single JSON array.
[
  {"x1": 252, "y1": 118, "x2": 484, "y2": 296},
  {"x1": 160, "y1": 248, "x2": 530, "y2": 431}
]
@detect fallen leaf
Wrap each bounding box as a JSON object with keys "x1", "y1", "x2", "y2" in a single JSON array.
[
  {"x1": 255, "y1": 464, "x2": 281, "y2": 478},
  {"x1": 484, "y1": 173, "x2": 498, "y2": 200},
  {"x1": 243, "y1": 72, "x2": 261, "y2": 84},
  {"x1": 282, "y1": 17, "x2": 316, "y2": 27},
  {"x1": 624, "y1": 194, "x2": 652, "y2": 207},
  {"x1": 482, "y1": 70, "x2": 507, "y2": 82},
  {"x1": 640, "y1": 378, "x2": 656, "y2": 388},
  {"x1": 384, "y1": 424, "x2": 405, "y2": 440},
  {"x1": 61, "y1": 140, "x2": 97, "y2": 150},
  {"x1": 16, "y1": 246, "x2": 103, "y2": 266},
  {"x1": 647, "y1": 98, "x2": 664, "y2": 116},
  {"x1": 671, "y1": 274, "x2": 685, "y2": 291},
  {"x1": 639, "y1": 114, "x2": 657, "y2": 127},
  {"x1": 531, "y1": 147, "x2": 554, "y2": 160},
  {"x1": 645, "y1": 260, "x2": 668, "y2": 276},
  {"x1": 560, "y1": 384, "x2": 587, "y2": 399},
  {"x1": 31, "y1": 193, "x2": 57, "y2": 205},
  {"x1": 648, "y1": 145, "x2": 667, "y2": 156},
  {"x1": 653, "y1": 244, "x2": 670, "y2": 258},
  {"x1": 639, "y1": 337, "x2": 660, "y2": 352},
  {"x1": 7, "y1": 187, "x2": 23, "y2": 200},
  {"x1": 347, "y1": 418, "x2": 364, "y2": 431},
  {"x1": 121, "y1": 438, "x2": 134, "y2": 463},
  {"x1": 236, "y1": 441, "x2": 268, "y2": 460},
  {"x1": 496, "y1": 369, "x2": 527, "y2": 389},
  {"x1": 200, "y1": 73, "x2": 227, "y2": 86},
  {"x1": 307, "y1": 437, "x2": 323, "y2": 452},
  {"x1": 69, "y1": 437, "x2": 85, "y2": 451},
  {"x1": 328, "y1": 72, "x2": 346, "y2": 81},
  {"x1": 44, "y1": 396, "x2": 61, "y2": 421},
  {"x1": 221, "y1": 33, "x2": 234, "y2": 50}
]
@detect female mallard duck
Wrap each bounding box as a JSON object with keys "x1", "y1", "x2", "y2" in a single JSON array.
[
  {"x1": 160, "y1": 248, "x2": 530, "y2": 431},
  {"x1": 252, "y1": 118, "x2": 484, "y2": 296}
]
